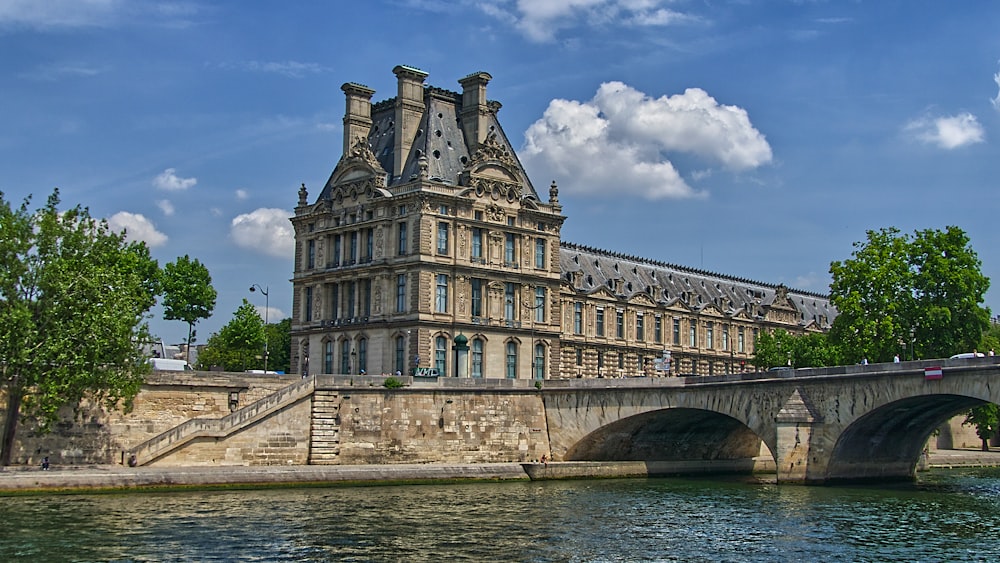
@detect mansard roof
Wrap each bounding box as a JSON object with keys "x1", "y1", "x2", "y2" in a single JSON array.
[{"x1": 559, "y1": 241, "x2": 836, "y2": 329}]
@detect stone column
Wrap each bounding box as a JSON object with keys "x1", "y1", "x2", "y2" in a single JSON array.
[{"x1": 774, "y1": 388, "x2": 822, "y2": 484}]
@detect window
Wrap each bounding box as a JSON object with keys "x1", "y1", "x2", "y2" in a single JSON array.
[
  {"x1": 471, "y1": 278, "x2": 483, "y2": 317},
  {"x1": 363, "y1": 228, "x2": 373, "y2": 262},
  {"x1": 506, "y1": 341, "x2": 517, "y2": 379},
  {"x1": 332, "y1": 234, "x2": 341, "y2": 266},
  {"x1": 440, "y1": 204, "x2": 448, "y2": 215},
  {"x1": 324, "y1": 340, "x2": 333, "y2": 374},
  {"x1": 573, "y1": 302, "x2": 583, "y2": 334},
  {"x1": 435, "y1": 336, "x2": 447, "y2": 374},
  {"x1": 596, "y1": 308, "x2": 605, "y2": 337},
  {"x1": 534, "y1": 287, "x2": 545, "y2": 322},
  {"x1": 349, "y1": 231, "x2": 358, "y2": 263},
  {"x1": 738, "y1": 327, "x2": 745, "y2": 353},
  {"x1": 361, "y1": 279, "x2": 371, "y2": 316},
  {"x1": 636, "y1": 314, "x2": 645, "y2": 342},
  {"x1": 307, "y1": 239, "x2": 315, "y2": 269},
  {"x1": 618, "y1": 352, "x2": 624, "y2": 369},
  {"x1": 689, "y1": 320, "x2": 697, "y2": 347},
  {"x1": 504, "y1": 282, "x2": 516, "y2": 320},
  {"x1": 597, "y1": 351, "x2": 604, "y2": 372},
  {"x1": 753, "y1": 329, "x2": 759, "y2": 353},
  {"x1": 346, "y1": 281, "x2": 356, "y2": 318},
  {"x1": 706, "y1": 322, "x2": 714, "y2": 349},
  {"x1": 330, "y1": 284, "x2": 340, "y2": 320},
  {"x1": 395, "y1": 336, "x2": 405, "y2": 374},
  {"x1": 507, "y1": 216, "x2": 515, "y2": 226},
  {"x1": 436, "y1": 274, "x2": 448, "y2": 313},
  {"x1": 398, "y1": 222, "x2": 408, "y2": 255},
  {"x1": 475, "y1": 210, "x2": 483, "y2": 221},
  {"x1": 305, "y1": 287, "x2": 313, "y2": 321},
  {"x1": 654, "y1": 315, "x2": 663, "y2": 343},
  {"x1": 396, "y1": 274, "x2": 406, "y2": 313},
  {"x1": 534, "y1": 343, "x2": 545, "y2": 380},
  {"x1": 673, "y1": 318, "x2": 681, "y2": 345},
  {"x1": 723, "y1": 325, "x2": 730, "y2": 351},
  {"x1": 616, "y1": 310, "x2": 624, "y2": 339},
  {"x1": 340, "y1": 340, "x2": 350, "y2": 374},
  {"x1": 575, "y1": 348, "x2": 583, "y2": 366},
  {"x1": 472, "y1": 228, "x2": 483, "y2": 260},
  {"x1": 437, "y1": 222, "x2": 449, "y2": 254},
  {"x1": 535, "y1": 238, "x2": 546, "y2": 269},
  {"x1": 472, "y1": 339, "x2": 484, "y2": 378},
  {"x1": 505, "y1": 233, "x2": 515, "y2": 264},
  {"x1": 358, "y1": 338, "x2": 368, "y2": 373}
]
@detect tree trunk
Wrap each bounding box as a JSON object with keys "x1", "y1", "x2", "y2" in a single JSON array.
[
  {"x1": 982, "y1": 438, "x2": 990, "y2": 452},
  {"x1": 186, "y1": 322, "x2": 193, "y2": 364},
  {"x1": 1, "y1": 380, "x2": 23, "y2": 466}
]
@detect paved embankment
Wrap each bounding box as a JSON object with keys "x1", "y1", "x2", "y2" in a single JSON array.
[{"x1": 1, "y1": 449, "x2": 998, "y2": 494}]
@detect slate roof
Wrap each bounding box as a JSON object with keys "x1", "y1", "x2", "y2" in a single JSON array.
[{"x1": 559, "y1": 241, "x2": 836, "y2": 329}]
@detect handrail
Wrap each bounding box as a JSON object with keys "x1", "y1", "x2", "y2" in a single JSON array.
[{"x1": 128, "y1": 377, "x2": 316, "y2": 466}]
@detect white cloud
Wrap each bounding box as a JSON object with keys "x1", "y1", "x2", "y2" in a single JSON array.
[
  {"x1": 152, "y1": 167, "x2": 196, "y2": 191},
  {"x1": 992, "y1": 70, "x2": 1000, "y2": 111},
  {"x1": 230, "y1": 208, "x2": 293, "y2": 258},
  {"x1": 20, "y1": 62, "x2": 108, "y2": 81},
  {"x1": 217, "y1": 60, "x2": 330, "y2": 78},
  {"x1": 0, "y1": 0, "x2": 119, "y2": 29},
  {"x1": 904, "y1": 112, "x2": 985, "y2": 150},
  {"x1": 254, "y1": 305, "x2": 287, "y2": 323},
  {"x1": 476, "y1": 0, "x2": 695, "y2": 42},
  {"x1": 520, "y1": 81, "x2": 772, "y2": 200},
  {"x1": 235, "y1": 189, "x2": 248, "y2": 200},
  {"x1": 107, "y1": 211, "x2": 168, "y2": 247},
  {"x1": 156, "y1": 199, "x2": 174, "y2": 216}
]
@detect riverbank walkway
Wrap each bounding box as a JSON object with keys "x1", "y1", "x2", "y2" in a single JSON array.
[{"x1": 1, "y1": 450, "x2": 999, "y2": 493}]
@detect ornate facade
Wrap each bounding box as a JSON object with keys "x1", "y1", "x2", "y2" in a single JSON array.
[{"x1": 290, "y1": 66, "x2": 834, "y2": 379}]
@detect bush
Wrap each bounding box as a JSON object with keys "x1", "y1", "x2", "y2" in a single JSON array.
[{"x1": 383, "y1": 377, "x2": 404, "y2": 389}]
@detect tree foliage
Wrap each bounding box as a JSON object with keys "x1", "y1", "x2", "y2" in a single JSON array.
[
  {"x1": 196, "y1": 299, "x2": 265, "y2": 372},
  {"x1": 161, "y1": 254, "x2": 216, "y2": 361},
  {"x1": 0, "y1": 190, "x2": 159, "y2": 464},
  {"x1": 265, "y1": 318, "x2": 292, "y2": 374},
  {"x1": 753, "y1": 329, "x2": 839, "y2": 369},
  {"x1": 963, "y1": 403, "x2": 1000, "y2": 452},
  {"x1": 829, "y1": 226, "x2": 990, "y2": 363}
]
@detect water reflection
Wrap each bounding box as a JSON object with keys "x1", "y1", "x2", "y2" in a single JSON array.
[{"x1": 1, "y1": 469, "x2": 999, "y2": 562}]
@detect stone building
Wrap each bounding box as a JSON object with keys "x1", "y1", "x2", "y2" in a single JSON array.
[{"x1": 290, "y1": 66, "x2": 834, "y2": 379}]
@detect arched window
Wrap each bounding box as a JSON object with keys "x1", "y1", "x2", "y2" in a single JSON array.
[
  {"x1": 340, "y1": 340, "x2": 350, "y2": 374},
  {"x1": 506, "y1": 341, "x2": 517, "y2": 379},
  {"x1": 533, "y1": 343, "x2": 545, "y2": 380},
  {"x1": 435, "y1": 336, "x2": 447, "y2": 374},
  {"x1": 358, "y1": 337, "x2": 368, "y2": 374},
  {"x1": 395, "y1": 336, "x2": 405, "y2": 374},
  {"x1": 472, "y1": 339, "x2": 484, "y2": 378},
  {"x1": 324, "y1": 340, "x2": 333, "y2": 374}
]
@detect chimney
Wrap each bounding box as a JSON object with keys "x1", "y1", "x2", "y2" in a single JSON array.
[
  {"x1": 392, "y1": 65, "x2": 429, "y2": 179},
  {"x1": 458, "y1": 71, "x2": 493, "y2": 149},
  {"x1": 341, "y1": 82, "x2": 375, "y2": 156}
]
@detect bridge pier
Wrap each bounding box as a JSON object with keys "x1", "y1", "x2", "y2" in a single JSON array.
[{"x1": 773, "y1": 389, "x2": 823, "y2": 484}]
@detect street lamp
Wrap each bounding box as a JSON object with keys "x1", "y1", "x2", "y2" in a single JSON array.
[{"x1": 249, "y1": 284, "x2": 269, "y2": 373}]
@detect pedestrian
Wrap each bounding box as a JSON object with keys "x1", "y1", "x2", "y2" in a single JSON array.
[
  {"x1": 862, "y1": 358, "x2": 868, "y2": 365},
  {"x1": 893, "y1": 354, "x2": 900, "y2": 363},
  {"x1": 990, "y1": 349, "x2": 995, "y2": 357},
  {"x1": 41, "y1": 456, "x2": 49, "y2": 471}
]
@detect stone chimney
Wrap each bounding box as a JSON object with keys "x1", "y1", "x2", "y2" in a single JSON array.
[
  {"x1": 341, "y1": 82, "x2": 375, "y2": 156},
  {"x1": 459, "y1": 71, "x2": 493, "y2": 149},
  {"x1": 392, "y1": 65, "x2": 429, "y2": 179}
]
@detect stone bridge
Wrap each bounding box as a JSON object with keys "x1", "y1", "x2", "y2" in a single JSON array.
[{"x1": 543, "y1": 357, "x2": 1000, "y2": 484}]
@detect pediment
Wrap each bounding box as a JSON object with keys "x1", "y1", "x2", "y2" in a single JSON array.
[
  {"x1": 628, "y1": 292, "x2": 656, "y2": 307},
  {"x1": 328, "y1": 136, "x2": 388, "y2": 187}
]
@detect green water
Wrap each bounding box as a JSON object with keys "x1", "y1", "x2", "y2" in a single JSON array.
[{"x1": 2, "y1": 468, "x2": 999, "y2": 561}]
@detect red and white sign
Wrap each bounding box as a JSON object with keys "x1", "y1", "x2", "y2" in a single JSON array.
[{"x1": 924, "y1": 366, "x2": 943, "y2": 380}]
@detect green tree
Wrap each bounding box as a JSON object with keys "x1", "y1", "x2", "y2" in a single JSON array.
[
  {"x1": 829, "y1": 226, "x2": 990, "y2": 363},
  {"x1": 752, "y1": 329, "x2": 795, "y2": 369},
  {"x1": 265, "y1": 318, "x2": 292, "y2": 374},
  {"x1": 196, "y1": 299, "x2": 264, "y2": 372},
  {"x1": 161, "y1": 255, "x2": 217, "y2": 363},
  {"x1": 963, "y1": 403, "x2": 1000, "y2": 452},
  {"x1": 0, "y1": 190, "x2": 159, "y2": 465}
]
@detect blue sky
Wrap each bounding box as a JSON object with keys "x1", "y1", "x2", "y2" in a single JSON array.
[{"x1": 2, "y1": 0, "x2": 999, "y2": 346}]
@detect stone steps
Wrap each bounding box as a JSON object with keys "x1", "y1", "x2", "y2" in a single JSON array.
[{"x1": 309, "y1": 390, "x2": 342, "y2": 464}]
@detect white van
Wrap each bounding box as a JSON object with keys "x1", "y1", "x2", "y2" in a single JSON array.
[{"x1": 149, "y1": 358, "x2": 193, "y2": 371}]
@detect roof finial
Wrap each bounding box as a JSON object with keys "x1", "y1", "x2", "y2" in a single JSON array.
[
  {"x1": 549, "y1": 180, "x2": 559, "y2": 205},
  {"x1": 298, "y1": 183, "x2": 308, "y2": 206}
]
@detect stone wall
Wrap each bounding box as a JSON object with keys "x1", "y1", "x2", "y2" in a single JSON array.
[{"x1": 334, "y1": 387, "x2": 549, "y2": 464}]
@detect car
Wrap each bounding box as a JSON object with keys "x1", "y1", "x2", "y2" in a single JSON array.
[
  {"x1": 767, "y1": 366, "x2": 793, "y2": 372},
  {"x1": 149, "y1": 358, "x2": 192, "y2": 371},
  {"x1": 949, "y1": 352, "x2": 985, "y2": 359}
]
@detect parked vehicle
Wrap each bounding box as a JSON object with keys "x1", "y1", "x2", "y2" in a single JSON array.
[{"x1": 949, "y1": 352, "x2": 985, "y2": 359}]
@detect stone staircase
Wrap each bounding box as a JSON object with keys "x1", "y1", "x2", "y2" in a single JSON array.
[
  {"x1": 129, "y1": 377, "x2": 316, "y2": 466},
  {"x1": 309, "y1": 390, "x2": 342, "y2": 464}
]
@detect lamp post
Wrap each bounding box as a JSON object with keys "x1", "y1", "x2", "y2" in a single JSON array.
[{"x1": 249, "y1": 284, "x2": 269, "y2": 374}]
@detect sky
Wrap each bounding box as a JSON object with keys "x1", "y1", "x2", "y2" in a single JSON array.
[{"x1": 2, "y1": 0, "x2": 999, "y2": 346}]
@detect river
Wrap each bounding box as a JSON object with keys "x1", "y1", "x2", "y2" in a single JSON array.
[{"x1": 2, "y1": 468, "x2": 1000, "y2": 562}]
